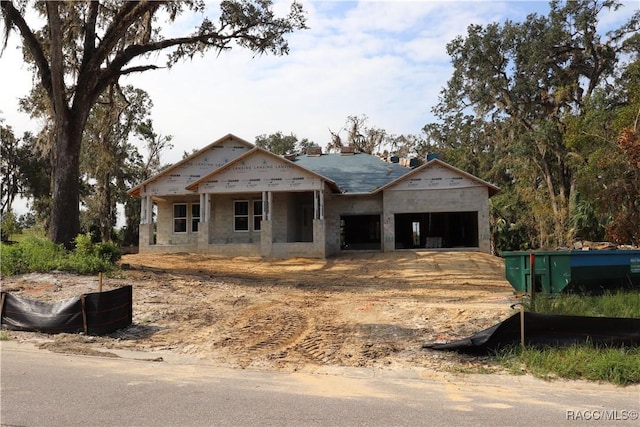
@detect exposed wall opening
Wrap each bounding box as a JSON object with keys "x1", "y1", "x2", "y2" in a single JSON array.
[
  {"x1": 287, "y1": 192, "x2": 314, "y2": 242},
  {"x1": 340, "y1": 214, "x2": 381, "y2": 250},
  {"x1": 394, "y1": 212, "x2": 478, "y2": 249}
]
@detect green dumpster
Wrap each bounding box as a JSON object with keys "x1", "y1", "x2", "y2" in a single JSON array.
[{"x1": 503, "y1": 250, "x2": 640, "y2": 294}]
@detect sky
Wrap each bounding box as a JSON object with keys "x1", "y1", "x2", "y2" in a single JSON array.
[{"x1": 1, "y1": 0, "x2": 638, "y2": 216}]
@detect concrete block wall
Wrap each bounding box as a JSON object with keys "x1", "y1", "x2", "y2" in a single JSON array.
[
  {"x1": 271, "y1": 193, "x2": 288, "y2": 243},
  {"x1": 323, "y1": 193, "x2": 384, "y2": 254},
  {"x1": 382, "y1": 187, "x2": 491, "y2": 253},
  {"x1": 210, "y1": 193, "x2": 262, "y2": 244}
]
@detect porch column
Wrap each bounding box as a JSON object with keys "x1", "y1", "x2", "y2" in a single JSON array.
[
  {"x1": 198, "y1": 193, "x2": 211, "y2": 249},
  {"x1": 261, "y1": 191, "x2": 273, "y2": 257},
  {"x1": 313, "y1": 191, "x2": 319, "y2": 220},
  {"x1": 200, "y1": 193, "x2": 211, "y2": 223},
  {"x1": 139, "y1": 195, "x2": 154, "y2": 247},
  {"x1": 262, "y1": 191, "x2": 268, "y2": 221},
  {"x1": 319, "y1": 190, "x2": 324, "y2": 220},
  {"x1": 200, "y1": 193, "x2": 206, "y2": 220},
  {"x1": 140, "y1": 197, "x2": 147, "y2": 224},
  {"x1": 140, "y1": 195, "x2": 152, "y2": 224}
]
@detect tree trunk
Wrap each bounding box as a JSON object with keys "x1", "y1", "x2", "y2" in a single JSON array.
[
  {"x1": 99, "y1": 173, "x2": 113, "y2": 243},
  {"x1": 48, "y1": 116, "x2": 83, "y2": 249}
]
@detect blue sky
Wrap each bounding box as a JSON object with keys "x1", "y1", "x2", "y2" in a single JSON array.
[{"x1": 1, "y1": 0, "x2": 637, "y2": 172}]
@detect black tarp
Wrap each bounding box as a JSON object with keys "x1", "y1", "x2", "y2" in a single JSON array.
[
  {"x1": 0, "y1": 293, "x2": 84, "y2": 333},
  {"x1": 1, "y1": 286, "x2": 132, "y2": 335},
  {"x1": 424, "y1": 312, "x2": 640, "y2": 354},
  {"x1": 83, "y1": 286, "x2": 133, "y2": 335}
]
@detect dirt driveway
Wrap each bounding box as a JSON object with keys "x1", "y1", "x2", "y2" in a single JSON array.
[{"x1": 1, "y1": 251, "x2": 517, "y2": 372}]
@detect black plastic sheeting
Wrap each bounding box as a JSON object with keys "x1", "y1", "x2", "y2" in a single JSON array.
[
  {"x1": 1, "y1": 286, "x2": 132, "y2": 335},
  {"x1": 424, "y1": 312, "x2": 640, "y2": 354}
]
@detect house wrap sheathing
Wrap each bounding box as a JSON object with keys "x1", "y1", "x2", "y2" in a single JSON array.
[{"x1": 128, "y1": 134, "x2": 499, "y2": 258}]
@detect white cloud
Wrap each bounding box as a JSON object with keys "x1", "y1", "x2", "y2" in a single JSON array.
[{"x1": 1, "y1": 0, "x2": 637, "y2": 172}]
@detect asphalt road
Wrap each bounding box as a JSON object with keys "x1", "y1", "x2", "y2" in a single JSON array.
[{"x1": 1, "y1": 341, "x2": 639, "y2": 426}]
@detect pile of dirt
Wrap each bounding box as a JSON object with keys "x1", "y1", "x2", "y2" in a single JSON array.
[{"x1": 1, "y1": 251, "x2": 517, "y2": 372}]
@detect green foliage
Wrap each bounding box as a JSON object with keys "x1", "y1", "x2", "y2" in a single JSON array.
[
  {"x1": 526, "y1": 292, "x2": 640, "y2": 318},
  {"x1": 2, "y1": 0, "x2": 307, "y2": 248},
  {"x1": 495, "y1": 344, "x2": 640, "y2": 385},
  {"x1": 255, "y1": 131, "x2": 301, "y2": 155},
  {"x1": 426, "y1": 1, "x2": 640, "y2": 251},
  {"x1": 63, "y1": 233, "x2": 122, "y2": 274},
  {"x1": 493, "y1": 291, "x2": 640, "y2": 384},
  {"x1": 0, "y1": 236, "x2": 66, "y2": 276},
  {"x1": 0, "y1": 234, "x2": 121, "y2": 276},
  {"x1": 1, "y1": 210, "x2": 22, "y2": 242}
]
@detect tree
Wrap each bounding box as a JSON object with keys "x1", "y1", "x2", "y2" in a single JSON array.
[
  {"x1": 429, "y1": 0, "x2": 639, "y2": 248},
  {"x1": 255, "y1": 131, "x2": 311, "y2": 155},
  {"x1": 0, "y1": 121, "x2": 50, "y2": 224},
  {"x1": 0, "y1": 121, "x2": 20, "y2": 215},
  {"x1": 0, "y1": 209, "x2": 21, "y2": 242},
  {"x1": 327, "y1": 115, "x2": 388, "y2": 154},
  {"x1": 1, "y1": 0, "x2": 307, "y2": 248},
  {"x1": 121, "y1": 116, "x2": 173, "y2": 246},
  {"x1": 81, "y1": 83, "x2": 160, "y2": 242}
]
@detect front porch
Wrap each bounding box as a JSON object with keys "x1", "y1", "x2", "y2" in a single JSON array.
[{"x1": 138, "y1": 189, "x2": 329, "y2": 258}]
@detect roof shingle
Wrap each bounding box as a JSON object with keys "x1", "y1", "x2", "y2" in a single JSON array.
[{"x1": 293, "y1": 153, "x2": 411, "y2": 193}]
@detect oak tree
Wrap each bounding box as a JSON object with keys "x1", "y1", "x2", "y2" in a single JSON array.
[{"x1": 1, "y1": 0, "x2": 306, "y2": 248}]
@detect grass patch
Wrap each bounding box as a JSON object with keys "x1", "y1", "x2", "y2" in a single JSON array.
[
  {"x1": 493, "y1": 292, "x2": 640, "y2": 385},
  {"x1": 527, "y1": 292, "x2": 640, "y2": 318},
  {"x1": 0, "y1": 331, "x2": 9, "y2": 341},
  {"x1": 1, "y1": 234, "x2": 121, "y2": 276},
  {"x1": 494, "y1": 344, "x2": 640, "y2": 386}
]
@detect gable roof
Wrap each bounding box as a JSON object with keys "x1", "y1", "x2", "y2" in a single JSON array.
[
  {"x1": 185, "y1": 146, "x2": 341, "y2": 193},
  {"x1": 127, "y1": 133, "x2": 253, "y2": 197},
  {"x1": 292, "y1": 152, "x2": 411, "y2": 194},
  {"x1": 373, "y1": 158, "x2": 500, "y2": 196}
]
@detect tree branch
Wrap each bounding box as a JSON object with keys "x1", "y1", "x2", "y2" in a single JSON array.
[
  {"x1": 45, "y1": 1, "x2": 68, "y2": 118},
  {"x1": 80, "y1": 0, "x2": 100, "y2": 71},
  {"x1": 118, "y1": 64, "x2": 162, "y2": 75},
  {"x1": 1, "y1": 0, "x2": 54, "y2": 102}
]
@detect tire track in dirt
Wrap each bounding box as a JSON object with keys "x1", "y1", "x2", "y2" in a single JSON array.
[{"x1": 215, "y1": 302, "x2": 310, "y2": 368}]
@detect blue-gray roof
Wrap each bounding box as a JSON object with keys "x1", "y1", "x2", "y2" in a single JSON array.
[{"x1": 293, "y1": 153, "x2": 411, "y2": 193}]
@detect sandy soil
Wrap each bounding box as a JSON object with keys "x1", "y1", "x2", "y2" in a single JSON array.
[{"x1": 1, "y1": 251, "x2": 518, "y2": 373}]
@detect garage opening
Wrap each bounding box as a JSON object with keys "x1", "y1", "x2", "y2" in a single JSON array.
[
  {"x1": 340, "y1": 215, "x2": 381, "y2": 250},
  {"x1": 394, "y1": 212, "x2": 478, "y2": 249}
]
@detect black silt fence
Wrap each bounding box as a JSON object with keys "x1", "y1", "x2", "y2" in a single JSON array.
[{"x1": 1, "y1": 286, "x2": 132, "y2": 335}]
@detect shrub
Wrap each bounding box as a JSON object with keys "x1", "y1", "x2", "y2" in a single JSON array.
[
  {"x1": 62, "y1": 233, "x2": 122, "y2": 274},
  {"x1": 0, "y1": 234, "x2": 121, "y2": 276},
  {"x1": 1, "y1": 235, "x2": 66, "y2": 276}
]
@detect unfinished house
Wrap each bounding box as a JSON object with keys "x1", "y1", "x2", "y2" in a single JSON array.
[{"x1": 128, "y1": 134, "x2": 499, "y2": 258}]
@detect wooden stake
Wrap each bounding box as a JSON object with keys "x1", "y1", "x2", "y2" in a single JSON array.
[
  {"x1": 99, "y1": 272, "x2": 103, "y2": 293},
  {"x1": 520, "y1": 303, "x2": 525, "y2": 348},
  {"x1": 0, "y1": 292, "x2": 6, "y2": 322},
  {"x1": 529, "y1": 252, "x2": 536, "y2": 301},
  {"x1": 81, "y1": 295, "x2": 88, "y2": 334}
]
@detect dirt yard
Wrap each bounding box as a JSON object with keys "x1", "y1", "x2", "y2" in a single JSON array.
[{"x1": 1, "y1": 251, "x2": 518, "y2": 373}]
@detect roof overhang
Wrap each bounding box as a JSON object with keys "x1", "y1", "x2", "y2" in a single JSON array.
[
  {"x1": 373, "y1": 158, "x2": 500, "y2": 196},
  {"x1": 185, "y1": 146, "x2": 341, "y2": 193},
  {"x1": 127, "y1": 133, "x2": 254, "y2": 198}
]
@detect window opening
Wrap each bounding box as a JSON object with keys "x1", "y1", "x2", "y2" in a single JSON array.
[
  {"x1": 253, "y1": 200, "x2": 263, "y2": 231},
  {"x1": 234, "y1": 200, "x2": 249, "y2": 231},
  {"x1": 173, "y1": 204, "x2": 187, "y2": 233},
  {"x1": 191, "y1": 204, "x2": 200, "y2": 233}
]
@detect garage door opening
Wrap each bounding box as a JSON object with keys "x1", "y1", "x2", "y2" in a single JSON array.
[
  {"x1": 394, "y1": 212, "x2": 478, "y2": 249},
  {"x1": 340, "y1": 215, "x2": 381, "y2": 250}
]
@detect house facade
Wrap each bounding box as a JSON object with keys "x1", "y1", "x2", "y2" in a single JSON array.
[{"x1": 128, "y1": 134, "x2": 499, "y2": 258}]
